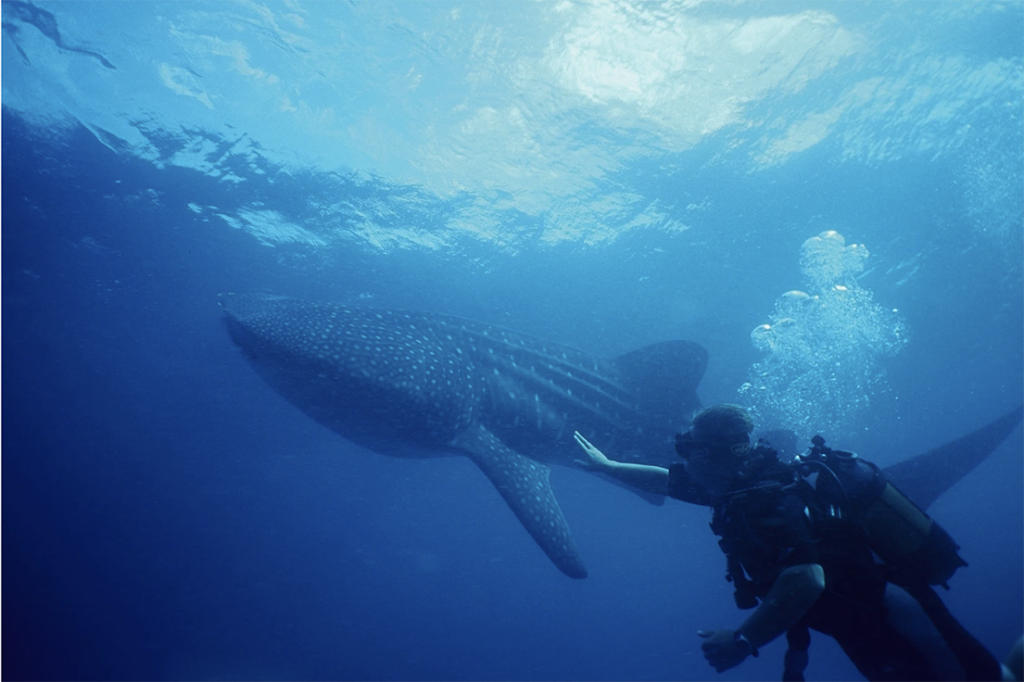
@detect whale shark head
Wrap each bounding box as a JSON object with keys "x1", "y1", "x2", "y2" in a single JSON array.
[{"x1": 221, "y1": 293, "x2": 475, "y2": 452}]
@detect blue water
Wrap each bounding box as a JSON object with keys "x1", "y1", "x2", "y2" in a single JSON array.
[{"x1": 3, "y1": 2, "x2": 1022, "y2": 680}]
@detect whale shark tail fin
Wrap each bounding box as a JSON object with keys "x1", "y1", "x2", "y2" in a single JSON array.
[
  {"x1": 612, "y1": 340, "x2": 708, "y2": 432},
  {"x1": 883, "y1": 405, "x2": 1023, "y2": 511}
]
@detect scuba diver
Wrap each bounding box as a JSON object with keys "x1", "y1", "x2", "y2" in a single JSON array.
[{"x1": 574, "y1": 403, "x2": 1015, "y2": 681}]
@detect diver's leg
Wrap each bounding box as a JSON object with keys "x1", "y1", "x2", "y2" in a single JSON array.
[
  {"x1": 884, "y1": 584, "x2": 964, "y2": 680},
  {"x1": 906, "y1": 583, "x2": 1003, "y2": 681},
  {"x1": 832, "y1": 624, "x2": 935, "y2": 681},
  {"x1": 1003, "y1": 635, "x2": 1022, "y2": 681},
  {"x1": 783, "y1": 625, "x2": 811, "y2": 682}
]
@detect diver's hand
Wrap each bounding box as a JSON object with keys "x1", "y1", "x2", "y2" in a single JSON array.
[
  {"x1": 573, "y1": 431, "x2": 613, "y2": 471},
  {"x1": 697, "y1": 629, "x2": 752, "y2": 673}
]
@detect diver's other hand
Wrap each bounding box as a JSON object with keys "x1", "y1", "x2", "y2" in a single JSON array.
[
  {"x1": 573, "y1": 431, "x2": 612, "y2": 471},
  {"x1": 698, "y1": 629, "x2": 751, "y2": 673}
]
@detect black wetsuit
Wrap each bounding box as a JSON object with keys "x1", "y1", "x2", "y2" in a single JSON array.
[{"x1": 667, "y1": 457, "x2": 945, "y2": 681}]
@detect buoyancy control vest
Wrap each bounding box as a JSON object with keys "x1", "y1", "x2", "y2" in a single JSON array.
[
  {"x1": 713, "y1": 437, "x2": 979, "y2": 681},
  {"x1": 795, "y1": 435, "x2": 967, "y2": 589},
  {"x1": 710, "y1": 443, "x2": 883, "y2": 611},
  {"x1": 712, "y1": 434, "x2": 967, "y2": 612},
  {"x1": 790, "y1": 438, "x2": 1000, "y2": 682}
]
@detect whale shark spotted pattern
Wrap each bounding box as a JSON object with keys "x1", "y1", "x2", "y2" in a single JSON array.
[
  {"x1": 221, "y1": 293, "x2": 708, "y2": 578},
  {"x1": 222, "y1": 294, "x2": 1022, "y2": 578}
]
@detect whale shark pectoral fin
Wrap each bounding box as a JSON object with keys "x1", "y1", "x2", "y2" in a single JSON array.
[
  {"x1": 452, "y1": 424, "x2": 588, "y2": 579},
  {"x1": 597, "y1": 473, "x2": 667, "y2": 506}
]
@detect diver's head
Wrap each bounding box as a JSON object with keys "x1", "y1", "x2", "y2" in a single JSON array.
[
  {"x1": 689, "y1": 403, "x2": 754, "y2": 455},
  {"x1": 676, "y1": 404, "x2": 755, "y2": 494}
]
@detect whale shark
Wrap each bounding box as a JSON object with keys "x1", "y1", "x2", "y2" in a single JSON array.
[
  {"x1": 222, "y1": 293, "x2": 1022, "y2": 579},
  {"x1": 221, "y1": 293, "x2": 708, "y2": 578}
]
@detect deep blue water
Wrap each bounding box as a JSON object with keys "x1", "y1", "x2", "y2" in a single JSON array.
[{"x1": 3, "y1": 2, "x2": 1022, "y2": 680}]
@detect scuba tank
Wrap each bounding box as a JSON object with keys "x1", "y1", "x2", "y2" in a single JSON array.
[{"x1": 795, "y1": 435, "x2": 967, "y2": 588}]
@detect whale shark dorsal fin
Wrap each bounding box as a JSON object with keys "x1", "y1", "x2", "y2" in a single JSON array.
[
  {"x1": 612, "y1": 340, "x2": 708, "y2": 429},
  {"x1": 453, "y1": 424, "x2": 588, "y2": 579},
  {"x1": 883, "y1": 405, "x2": 1024, "y2": 510}
]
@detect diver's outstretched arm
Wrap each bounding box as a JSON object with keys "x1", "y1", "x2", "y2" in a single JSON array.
[{"x1": 573, "y1": 431, "x2": 670, "y2": 495}]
